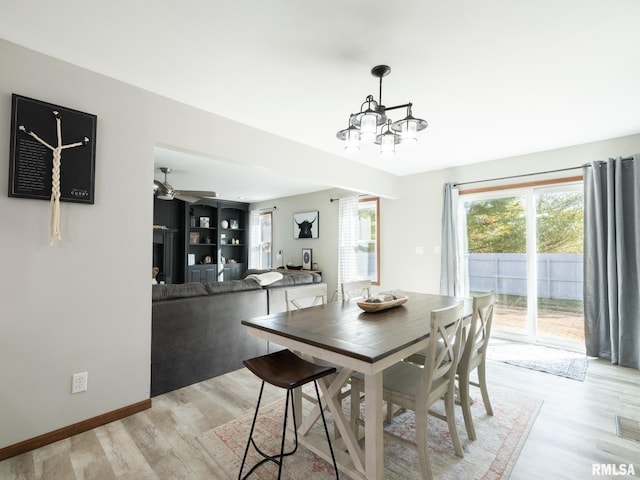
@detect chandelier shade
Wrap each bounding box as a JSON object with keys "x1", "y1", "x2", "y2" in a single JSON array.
[{"x1": 336, "y1": 65, "x2": 427, "y2": 157}]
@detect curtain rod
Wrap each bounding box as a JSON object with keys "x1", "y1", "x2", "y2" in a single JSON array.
[
  {"x1": 329, "y1": 194, "x2": 367, "y2": 203},
  {"x1": 454, "y1": 155, "x2": 635, "y2": 188},
  {"x1": 453, "y1": 165, "x2": 585, "y2": 188}
]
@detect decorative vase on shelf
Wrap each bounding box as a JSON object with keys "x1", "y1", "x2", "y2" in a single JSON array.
[{"x1": 221, "y1": 220, "x2": 229, "y2": 229}]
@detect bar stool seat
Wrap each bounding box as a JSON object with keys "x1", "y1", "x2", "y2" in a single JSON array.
[{"x1": 238, "y1": 349, "x2": 340, "y2": 479}]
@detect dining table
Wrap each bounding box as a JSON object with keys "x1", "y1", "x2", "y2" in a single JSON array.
[{"x1": 241, "y1": 291, "x2": 472, "y2": 480}]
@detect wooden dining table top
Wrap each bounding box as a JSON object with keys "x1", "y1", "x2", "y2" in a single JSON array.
[{"x1": 241, "y1": 292, "x2": 473, "y2": 364}]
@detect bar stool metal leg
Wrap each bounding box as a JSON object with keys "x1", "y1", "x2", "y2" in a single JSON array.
[
  {"x1": 238, "y1": 349, "x2": 340, "y2": 479},
  {"x1": 238, "y1": 382, "x2": 299, "y2": 480},
  {"x1": 237, "y1": 380, "x2": 339, "y2": 479}
]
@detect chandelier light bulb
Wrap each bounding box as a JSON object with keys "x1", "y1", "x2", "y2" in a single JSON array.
[
  {"x1": 380, "y1": 134, "x2": 396, "y2": 158},
  {"x1": 360, "y1": 112, "x2": 377, "y2": 143},
  {"x1": 401, "y1": 120, "x2": 418, "y2": 147},
  {"x1": 345, "y1": 127, "x2": 360, "y2": 152}
]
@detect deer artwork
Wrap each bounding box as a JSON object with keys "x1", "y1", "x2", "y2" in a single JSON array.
[
  {"x1": 19, "y1": 111, "x2": 90, "y2": 244},
  {"x1": 295, "y1": 213, "x2": 317, "y2": 238}
]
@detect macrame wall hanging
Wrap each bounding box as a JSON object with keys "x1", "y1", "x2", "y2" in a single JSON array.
[{"x1": 9, "y1": 94, "x2": 97, "y2": 244}]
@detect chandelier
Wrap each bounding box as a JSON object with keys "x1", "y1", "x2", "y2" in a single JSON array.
[{"x1": 336, "y1": 65, "x2": 428, "y2": 158}]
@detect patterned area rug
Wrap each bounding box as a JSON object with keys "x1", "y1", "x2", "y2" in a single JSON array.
[
  {"x1": 487, "y1": 340, "x2": 588, "y2": 381},
  {"x1": 198, "y1": 385, "x2": 542, "y2": 479}
]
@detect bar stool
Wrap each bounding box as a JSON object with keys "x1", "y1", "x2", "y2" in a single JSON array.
[{"x1": 238, "y1": 349, "x2": 340, "y2": 480}]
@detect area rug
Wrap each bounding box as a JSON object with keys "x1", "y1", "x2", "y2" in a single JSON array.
[
  {"x1": 487, "y1": 339, "x2": 588, "y2": 381},
  {"x1": 197, "y1": 385, "x2": 542, "y2": 479}
]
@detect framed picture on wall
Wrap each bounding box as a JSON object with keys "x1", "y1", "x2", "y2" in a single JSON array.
[
  {"x1": 302, "y1": 248, "x2": 312, "y2": 270},
  {"x1": 8, "y1": 94, "x2": 97, "y2": 203},
  {"x1": 293, "y1": 211, "x2": 319, "y2": 239}
]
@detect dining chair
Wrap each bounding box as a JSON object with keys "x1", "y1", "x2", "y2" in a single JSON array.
[
  {"x1": 238, "y1": 349, "x2": 340, "y2": 479},
  {"x1": 285, "y1": 284, "x2": 328, "y2": 311},
  {"x1": 340, "y1": 279, "x2": 372, "y2": 301},
  {"x1": 350, "y1": 302, "x2": 465, "y2": 480},
  {"x1": 406, "y1": 291, "x2": 495, "y2": 441},
  {"x1": 284, "y1": 283, "x2": 348, "y2": 434}
]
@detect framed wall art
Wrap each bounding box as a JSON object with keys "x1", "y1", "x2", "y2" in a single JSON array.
[
  {"x1": 189, "y1": 231, "x2": 201, "y2": 245},
  {"x1": 302, "y1": 248, "x2": 312, "y2": 270},
  {"x1": 293, "y1": 211, "x2": 319, "y2": 239},
  {"x1": 8, "y1": 94, "x2": 97, "y2": 204}
]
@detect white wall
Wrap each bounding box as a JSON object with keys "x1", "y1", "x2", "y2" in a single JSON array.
[{"x1": 0, "y1": 40, "x2": 397, "y2": 450}]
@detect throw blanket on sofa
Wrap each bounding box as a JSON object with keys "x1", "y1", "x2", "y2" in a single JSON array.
[{"x1": 245, "y1": 271, "x2": 284, "y2": 286}]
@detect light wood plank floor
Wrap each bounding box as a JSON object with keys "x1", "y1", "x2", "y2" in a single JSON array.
[{"x1": 2, "y1": 356, "x2": 640, "y2": 479}]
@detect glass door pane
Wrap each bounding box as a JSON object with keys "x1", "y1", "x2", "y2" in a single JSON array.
[
  {"x1": 463, "y1": 194, "x2": 529, "y2": 336},
  {"x1": 534, "y1": 187, "x2": 584, "y2": 346}
]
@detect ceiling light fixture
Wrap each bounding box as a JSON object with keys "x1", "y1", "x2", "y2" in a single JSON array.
[{"x1": 336, "y1": 65, "x2": 428, "y2": 157}]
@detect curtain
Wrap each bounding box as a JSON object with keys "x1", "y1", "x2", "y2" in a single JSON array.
[
  {"x1": 248, "y1": 209, "x2": 261, "y2": 269},
  {"x1": 338, "y1": 196, "x2": 360, "y2": 300},
  {"x1": 440, "y1": 183, "x2": 464, "y2": 297},
  {"x1": 584, "y1": 155, "x2": 640, "y2": 368}
]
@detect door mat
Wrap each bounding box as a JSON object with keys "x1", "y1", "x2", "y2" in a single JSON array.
[{"x1": 487, "y1": 339, "x2": 588, "y2": 381}]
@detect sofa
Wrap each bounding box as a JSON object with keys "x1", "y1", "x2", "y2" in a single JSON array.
[{"x1": 151, "y1": 269, "x2": 324, "y2": 396}]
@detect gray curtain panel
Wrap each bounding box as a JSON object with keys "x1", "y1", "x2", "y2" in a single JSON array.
[
  {"x1": 583, "y1": 155, "x2": 640, "y2": 368},
  {"x1": 440, "y1": 183, "x2": 463, "y2": 297}
]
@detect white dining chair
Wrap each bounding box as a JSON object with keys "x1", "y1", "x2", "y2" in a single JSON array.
[
  {"x1": 340, "y1": 279, "x2": 372, "y2": 301},
  {"x1": 284, "y1": 283, "x2": 348, "y2": 437},
  {"x1": 350, "y1": 302, "x2": 465, "y2": 480},
  {"x1": 406, "y1": 291, "x2": 495, "y2": 441},
  {"x1": 285, "y1": 284, "x2": 328, "y2": 311}
]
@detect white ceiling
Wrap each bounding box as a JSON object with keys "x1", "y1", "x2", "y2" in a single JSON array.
[{"x1": 3, "y1": 1, "x2": 640, "y2": 200}]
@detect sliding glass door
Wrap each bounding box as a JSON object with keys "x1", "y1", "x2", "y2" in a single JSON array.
[{"x1": 460, "y1": 182, "x2": 584, "y2": 347}]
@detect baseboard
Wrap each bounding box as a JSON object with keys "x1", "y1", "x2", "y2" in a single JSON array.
[{"x1": 0, "y1": 399, "x2": 151, "y2": 461}]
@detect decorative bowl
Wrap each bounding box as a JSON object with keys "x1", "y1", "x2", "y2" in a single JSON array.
[{"x1": 357, "y1": 296, "x2": 408, "y2": 312}]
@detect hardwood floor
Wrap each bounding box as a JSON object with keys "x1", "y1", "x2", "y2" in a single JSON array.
[{"x1": 1, "y1": 356, "x2": 639, "y2": 479}]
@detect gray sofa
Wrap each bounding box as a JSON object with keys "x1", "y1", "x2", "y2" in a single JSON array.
[{"x1": 151, "y1": 270, "x2": 323, "y2": 396}]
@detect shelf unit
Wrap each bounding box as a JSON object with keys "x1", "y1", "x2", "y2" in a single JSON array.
[
  {"x1": 180, "y1": 199, "x2": 249, "y2": 283},
  {"x1": 219, "y1": 204, "x2": 248, "y2": 280},
  {"x1": 185, "y1": 200, "x2": 218, "y2": 283}
]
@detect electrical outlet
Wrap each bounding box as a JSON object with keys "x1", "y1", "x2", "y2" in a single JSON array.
[{"x1": 72, "y1": 372, "x2": 88, "y2": 394}]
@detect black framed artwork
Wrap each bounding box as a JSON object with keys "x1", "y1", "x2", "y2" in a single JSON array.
[
  {"x1": 302, "y1": 248, "x2": 312, "y2": 270},
  {"x1": 8, "y1": 94, "x2": 97, "y2": 204},
  {"x1": 293, "y1": 211, "x2": 319, "y2": 239}
]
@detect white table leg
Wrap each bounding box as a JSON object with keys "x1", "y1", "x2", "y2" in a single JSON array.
[{"x1": 364, "y1": 371, "x2": 384, "y2": 480}]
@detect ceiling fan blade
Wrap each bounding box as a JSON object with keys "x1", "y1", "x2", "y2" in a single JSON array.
[
  {"x1": 175, "y1": 190, "x2": 218, "y2": 198},
  {"x1": 173, "y1": 193, "x2": 199, "y2": 203}
]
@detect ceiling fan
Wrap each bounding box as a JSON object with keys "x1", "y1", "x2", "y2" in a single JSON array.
[{"x1": 153, "y1": 167, "x2": 218, "y2": 202}]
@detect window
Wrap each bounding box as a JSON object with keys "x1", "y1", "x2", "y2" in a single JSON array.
[
  {"x1": 358, "y1": 197, "x2": 380, "y2": 284},
  {"x1": 249, "y1": 210, "x2": 272, "y2": 269}
]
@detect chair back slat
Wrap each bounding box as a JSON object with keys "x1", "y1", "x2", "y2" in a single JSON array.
[
  {"x1": 418, "y1": 302, "x2": 464, "y2": 396},
  {"x1": 285, "y1": 284, "x2": 328, "y2": 311},
  {"x1": 341, "y1": 280, "x2": 372, "y2": 301},
  {"x1": 462, "y1": 292, "x2": 495, "y2": 367}
]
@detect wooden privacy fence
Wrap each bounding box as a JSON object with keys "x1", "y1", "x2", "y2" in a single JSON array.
[{"x1": 467, "y1": 253, "x2": 583, "y2": 300}]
